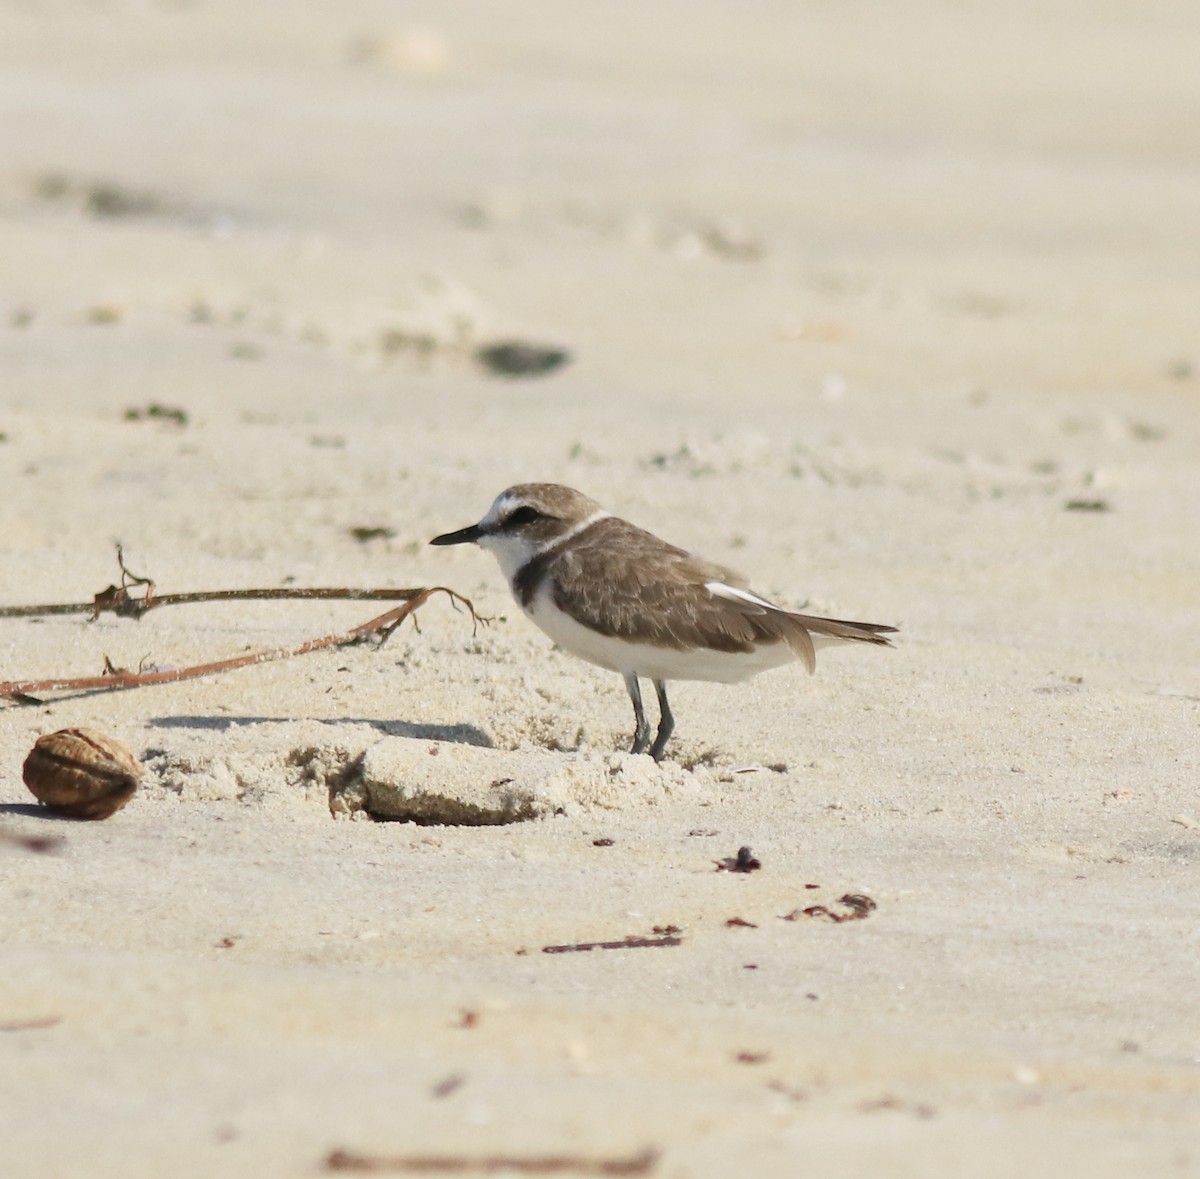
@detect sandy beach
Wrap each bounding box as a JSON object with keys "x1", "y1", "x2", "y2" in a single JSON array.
[{"x1": 2, "y1": 3, "x2": 1199, "y2": 1175}]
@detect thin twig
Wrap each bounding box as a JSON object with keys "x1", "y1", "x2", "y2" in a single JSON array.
[
  {"x1": 2, "y1": 584, "x2": 439, "y2": 621},
  {"x1": 90, "y1": 586, "x2": 442, "y2": 621},
  {"x1": 0, "y1": 543, "x2": 449, "y2": 621},
  {"x1": 0, "y1": 587, "x2": 480, "y2": 702},
  {"x1": 324, "y1": 1147, "x2": 658, "y2": 1174},
  {"x1": 541, "y1": 934, "x2": 683, "y2": 953}
]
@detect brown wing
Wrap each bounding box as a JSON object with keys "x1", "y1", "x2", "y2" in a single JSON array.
[{"x1": 544, "y1": 517, "x2": 896, "y2": 670}]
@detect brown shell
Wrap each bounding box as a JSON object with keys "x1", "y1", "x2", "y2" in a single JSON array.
[{"x1": 21, "y1": 727, "x2": 141, "y2": 820}]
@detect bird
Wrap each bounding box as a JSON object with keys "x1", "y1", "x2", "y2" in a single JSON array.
[{"x1": 431, "y1": 483, "x2": 896, "y2": 761}]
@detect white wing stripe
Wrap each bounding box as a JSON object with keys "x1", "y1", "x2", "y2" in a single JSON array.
[{"x1": 705, "y1": 581, "x2": 780, "y2": 611}]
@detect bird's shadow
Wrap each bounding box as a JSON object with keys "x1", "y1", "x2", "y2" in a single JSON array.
[{"x1": 144, "y1": 715, "x2": 493, "y2": 747}]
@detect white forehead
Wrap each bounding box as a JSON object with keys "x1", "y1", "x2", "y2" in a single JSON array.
[{"x1": 479, "y1": 490, "x2": 521, "y2": 528}]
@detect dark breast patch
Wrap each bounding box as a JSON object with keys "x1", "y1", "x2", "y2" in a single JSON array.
[{"x1": 513, "y1": 549, "x2": 555, "y2": 607}]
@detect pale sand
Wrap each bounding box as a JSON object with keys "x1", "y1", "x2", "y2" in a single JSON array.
[{"x1": 2, "y1": 3, "x2": 1199, "y2": 1176}]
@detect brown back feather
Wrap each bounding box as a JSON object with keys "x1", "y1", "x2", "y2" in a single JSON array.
[{"x1": 530, "y1": 518, "x2": 896, "y2": 671}]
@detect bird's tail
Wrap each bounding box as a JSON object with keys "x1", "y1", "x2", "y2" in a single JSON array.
[{"x1": 778, "y1": 612, "x2": 898, "y2": 674}]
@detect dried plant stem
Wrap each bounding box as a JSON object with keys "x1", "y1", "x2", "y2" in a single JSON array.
[
  {"x1": 541, "y1": 935, "x2": 683, "y2": 953},
  {"x1": 0, "y1": 585, "x2": 438, "y2": 621},
  {"x1": 324, "y1": 1147, "x2": 658, "y2": 1174},
  {"x1": 0, "y1": 544, "x2": 442, "y2": 622},
  {"x1": 0, "y1": 587, "x2": 478, "y2": 703}
]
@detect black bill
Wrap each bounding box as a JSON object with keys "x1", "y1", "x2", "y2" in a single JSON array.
[{"x1": 429, "y1": 523, "x2": 485, "y2": 546}]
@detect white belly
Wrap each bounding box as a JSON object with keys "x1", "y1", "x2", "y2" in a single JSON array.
[{"x1": 522, "y1": 584, "x2": 800, "y2": 684}]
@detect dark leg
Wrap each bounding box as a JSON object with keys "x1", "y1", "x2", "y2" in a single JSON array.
[
  {"x1": 624, "y1": 672, "x2": 651, "y2": 755},
  {"x1": 649, "y1": 680, "x2": 674, "y2": 762}
]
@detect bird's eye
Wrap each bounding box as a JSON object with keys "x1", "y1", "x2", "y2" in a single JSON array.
[{"x1": 503, "y1": 506, "x2": 542, "y2": 529}]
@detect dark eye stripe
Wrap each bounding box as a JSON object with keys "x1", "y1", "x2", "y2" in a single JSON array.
[{"x1": 502, "y1": 505, "x2": 543, "y2": 529}]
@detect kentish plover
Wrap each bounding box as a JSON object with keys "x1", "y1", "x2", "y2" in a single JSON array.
[{"x1": 431, "y1": 483, "x2": 896, "y2": 761}]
